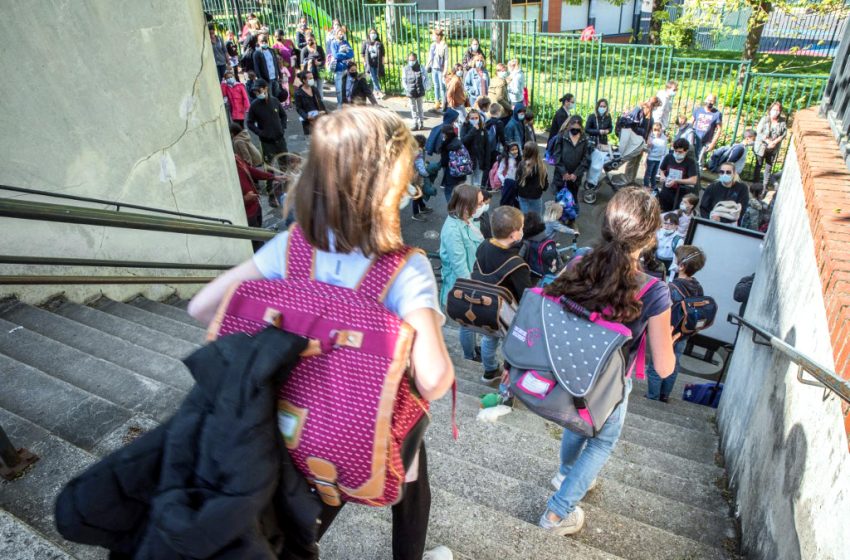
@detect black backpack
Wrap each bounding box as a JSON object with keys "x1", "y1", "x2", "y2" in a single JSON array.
[
  {"x1": 446, "y1": 256, "x2": 526, "y2": 337},
  {"x1": 669, "y1": 280, "x2": 718, "y2": 336},
  {"x1": 522, "y1": 238, "x2": 562, "y2": 278}
]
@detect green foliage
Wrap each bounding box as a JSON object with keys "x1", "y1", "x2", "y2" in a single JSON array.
[{"x1": 660, "y1": 20, "x2": 695, "y2": 49}]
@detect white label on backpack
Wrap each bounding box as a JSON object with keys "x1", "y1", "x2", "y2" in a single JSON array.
[
  {"x1": 512, "y1": 326, "x2": 527, "y2": 343},
  {"x1": 518, "y1": 371, "x2": 555, "y2": 399},
  {"x1": 278, "y1": 411, "x2": 299, "y2": 439}
]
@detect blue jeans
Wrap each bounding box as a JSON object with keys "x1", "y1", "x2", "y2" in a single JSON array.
[
  {"x1": 334, "y1": 70, "x2": 346, "y2": 106},
  {"x1": 481, "y1": 335, "x2": 501, "y2": 372},
  {"x1": 646, "y1": 339, "x2": 686, "y2": 400},
  {"x1": 459, "y1": 326, "x2": 477, "y2": 360},
  {"x1": 548, "y1": 378, "x2": 632, "y2": 518},
  {"x1": 643, "y1": 159, "x2": 661, "y2": 188},
  {"x1": 432, "y1": 69, "x2": 445, "y2": 103},
  {"x1": 518, "y1": 197, "x2": 543, "y2": 216},
  {"x1": 369, "y1": 66, "x2": 382, "y2": 92}
]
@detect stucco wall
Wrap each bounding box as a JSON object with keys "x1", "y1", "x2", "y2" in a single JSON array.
[
  {"x1": 717, "y1": 138, "x2": 850, "y2": 560},
  {"x1": 0, "y1": 0, "x2": 250, "y2": 304}
]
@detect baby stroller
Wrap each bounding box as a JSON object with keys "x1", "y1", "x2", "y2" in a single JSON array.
[{"x1": 583, "y1": 129, "x2": 646, "y2": 204}]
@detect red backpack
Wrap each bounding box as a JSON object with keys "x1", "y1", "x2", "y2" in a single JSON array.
[
  {"x1": 489, "y1": 159, "x2": 503, "y2": 191},
  {"x1": 208, "y1": 225, "x2": 433, "y2": 507}
]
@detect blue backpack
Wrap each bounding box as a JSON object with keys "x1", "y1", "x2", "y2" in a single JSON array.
[
  {"x1": 683, "y1": 383, "x2": 723, "y2": 408},
  {"x1": 556, "y1": 188, "x2": 579, "y2": 222},
  {"x1": 448, "y1": 145, "x2": 473, "y2": 178},
  {"x1": 669, "y1": 281, "x2": 717, "y2": 337}
]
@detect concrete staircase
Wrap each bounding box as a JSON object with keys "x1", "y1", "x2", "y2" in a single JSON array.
[{"x1": 0, "y1": 296, "x2": 739, "y2": 559}]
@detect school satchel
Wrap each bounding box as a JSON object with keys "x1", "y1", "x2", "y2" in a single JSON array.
[
  {"x1": 448, "y1": 145, "x2": 474, "y2": 177},
  {"x1": 207, "y1": 224, "x2": 431, "y2": 508},
  {"x1": 503, "y1": 277, "x2": 658, "y2": 438},
  {"x1": 670, "y1": 282, "x2": 718, "y2": 336},
  {"x1": 446, "y1": 256, "x2": 526, "y2": 337}
]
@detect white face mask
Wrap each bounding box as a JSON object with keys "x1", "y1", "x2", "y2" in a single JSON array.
[
  {"x1": 455, "y1": 70, "x2": 463, "y2": 77},
  {"x1": 673, "y1": 152, "x2": 685, "y2": 162},
  {"x1": 498, "y1": 71, "x2": 508, "y2": 78},
  {"x1": 473, "y1": 204, "x2": 488, "y2": 219},
  {"x1": 469, "y1": 118, "x2": 480, "y2": 126},
  {"x1": 471, "y1": 44, "x2": 479, "y2": 52},
  {"x1": 307, "y1": 79, "x2": 315, "y2": 87},
  {"x1": 770, "y1": 109, "x2": 779, "y2": 118},
  {"x1": 679, "y1": 203, "x2": 691, "y2": 213},
  {"x1": 668, "y1": 88, "x2": 676, "y2": 97}
]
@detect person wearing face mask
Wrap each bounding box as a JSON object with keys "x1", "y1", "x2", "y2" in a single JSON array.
[
  {"x1": 675, "y1": 193, "x2": 699, "y2": 236},
  {"x1": 425, "y1": 108, "x2": 459, "y2": 155},
  {"x1": 487, "y1": 63, "x2": 513, "y2": 114},
  {"x1": 246, "y1": 79, "x2": 288, "y2": 207},
  {"x1": 620, "y1": 96, "x2": 661, "y2": 187},
  {"x1": 506, "y1": 59, "x2": 525, "y2": 106},
  {"x1": 294, "y1": 71, "x2": 327, "y2": 136},
  {"x1": 461, "y1": 109, "x2": 488, "y2": 186},
  {"x1": 463, "y1": 55, "x2": 489, "y2": 109},
  {"x1": 251, "y1": 33, "x2": 283, "y2": 99},
  {"x1": 427, "y1": 29, "x2": 448, "y2": 111},
  {"x1": 324, "y1": 19, "x2": 340, "y2": 55},
  {"x1": 655, "y1": 212, "x2": 683, "y2": 272},
  {"x1": 221, "y1": 70, "x2": 250, "y2": 127},
  {"x1": 498, "y1": 141, "x2": 522, "y2": 208},
  {"x1": 505, "y1": 103, "x2": 527, "y2": 148},
  {"x1": 340, "y1": 61, "x2": 378, "y2": 106},
  {"x1": 300, "y1": 32, "x2": 326, "y2": 101},
  {"x1": 753, "y1": 101, "x2": 787, "y2": 189},
  {"x1": 582, "y1": 99, "x2": 613, "y2": 201},
  {"x1": 691, "y1": 93, "x2": 723, "y2": 167},
  {"x1": 209, "y1": 24, "x2": 230, "y2": 82},
  {"x1": 475, "y1": 189, "x2": 494, "y2": 238},
  {"x1": 439, "y1": 124, "x2": 469, "y2": 201},
  {"x1": 445, "y1": 64, "x2": 469, "y2": 122},
  {"x1": 552, "y1": 116, "x2": 592, "y2": 211},
  {"x1": 652, "y1": 79, "x2": 678, "y2": 133},
  {"x1": 699, "y1": 162, "x2": 750, "y2": 225},
  {"x1": 329, "y1": 26, "x2": 354, "y2": 107},
  {"x1": 295, "y1": 17, "x2": 309, "y2": 49},
  {"x1": 361, "y1": 28, "x2": 386, "y2": 99},
  {"x1": 462, "y1": 39, "x2": 486, "y2": 72},
  {"x1": 402, "y1": 53, "x2": 428, "y2": 131},
  {"x1": 548, "y1": 93, "x2": 575, "y2": 139},
  {"x1": 440, "y1": 184, "x2": 486, "y2": 363},
  {"x1": 473, "y1": 206, "x2": 532, "y2": 384},
  {"x1": 672, "y1": 113, "x2": 698, "y2": 161},
  {"x1": 657, "y1": 138, "x2": 698, "y2": 212}
]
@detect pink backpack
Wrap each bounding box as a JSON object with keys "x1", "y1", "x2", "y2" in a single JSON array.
[{"x1": 208, "y1": 225, "x2": 430, "y2": 507}]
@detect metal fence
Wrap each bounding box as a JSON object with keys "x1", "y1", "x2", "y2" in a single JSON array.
[{"x1": 202, "y1": 0, "x2": 829, "y2": 178}]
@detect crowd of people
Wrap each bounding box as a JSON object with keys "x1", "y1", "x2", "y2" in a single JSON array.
[{"x1": 197, "y1": 14, "x2": 788, "y2": 557}]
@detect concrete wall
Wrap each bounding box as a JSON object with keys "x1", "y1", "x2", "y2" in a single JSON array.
[
  {"x1": 717, "y1": 138, "x2": 850, "y2": 560},
  {"x1": 0, "y1": 0, "x2": 251, "y2": 304}
]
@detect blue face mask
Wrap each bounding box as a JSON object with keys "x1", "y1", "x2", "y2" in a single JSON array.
[
  {"x1": 226, "y1": 78, "x2": 236, "y2": 86},
  {"x1": 257, "y1": 93, "x2": 266, "y2": 100},
  {"x1": 598, "y1": 107, "x2": 607, "y2": 115},
  {"x1": 719, "y1": 173, "x2": 733, "y2": 184},
  {"x1": 518, "y1": 113, "x2": 525, "y2": 121}
]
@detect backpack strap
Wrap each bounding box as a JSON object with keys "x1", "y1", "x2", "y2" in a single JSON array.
[
  {"x1": 285, "y1": 224, "x2": 316, "y2": 281},
  {"x1": 629, "y1": 275, "x2": 660, "y2": 380},
  {"x1": 356, "y1": 246, "x2": 422, "y2": 303},
  {"x1": 474, "y1": 254, "x2": 528, "y2": 286}
]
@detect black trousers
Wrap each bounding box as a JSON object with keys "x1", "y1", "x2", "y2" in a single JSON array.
[
  {"x1": 412, "y1": 197, "x2": 428, "y2": 215},
  {"x1": 281, "y1": 445, "x2": 431, "y2": 560}
]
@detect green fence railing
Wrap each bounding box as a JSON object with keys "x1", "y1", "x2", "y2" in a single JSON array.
[{"x1": 203, "y1": 0, "x2": 829, "y2": 180}]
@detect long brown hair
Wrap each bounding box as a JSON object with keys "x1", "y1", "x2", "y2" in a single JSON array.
[
  {"x1": 293, "y1": 107, "x2": 415, "y2": 255},
  {"x1": 544, "y1": 187, "x2": 661, "y2": 322},
  {"x1": 517, "y1": 141, "x2": 547, "y2": 190}
]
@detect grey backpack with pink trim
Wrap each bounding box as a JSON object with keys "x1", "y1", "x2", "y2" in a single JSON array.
[{"x1": 503, "y1": 278, "x2": 657, "y2": 437}]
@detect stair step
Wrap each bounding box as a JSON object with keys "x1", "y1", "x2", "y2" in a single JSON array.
[
  {"x1": 427, "y1": 396, "x2": 726, "y2": 501},
  {"x1": 90, "y1": 415, "x2": 162, "y2": 458},
  {"x1": 0, "y1": 318, "x2": 183, "y2": 423},
  {"x1": 450, "y1": 378, "x2": 717, "y2": 464},
  {"x1": 0, "y1": 409, "x2": 102, "y2": 559},
  {"x1": 450, "y1": 381, "x2": 719, "y2": 467},
  {"x1": 91, "y1": 298, "x2": 206, "y2": 345},
  {"x1": 427, "y1": 448, "x2": 734, "y2": 555},
  {"x1": 53, "y1": 301, "x2": 199, "y2": 361},
  {"x1": 0, "y1": 302, "x2": 194, "y2": 392},
  {"x1": 128, "y1": 297, "x2": 204, "y2": 328},
  {"x1": 0, "y1": 354, "x2": 130, "y2": 451},
  {"x1": 0, "y1": 511, "x2": 74, "y2": 560},
  {"x1": 315, "y1": 507, "x2": 394, "y2": 560}
]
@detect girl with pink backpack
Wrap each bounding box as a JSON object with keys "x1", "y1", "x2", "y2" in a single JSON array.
[{"x1": 189, "y1": 107, "x2": 456, "y2": 560}]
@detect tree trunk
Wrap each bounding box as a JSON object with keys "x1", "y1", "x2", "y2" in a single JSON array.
[
  {"x1": 385, "y1": 0, "x2": 396, "y2": 43},
  {"x1": 649, "y1": 0, "x2": 666, "y2": 45},
  {"x1": 738, "y1": 0, "x2": 772, "y2": 84},
  {"x1": 491, "y1": 0, "x2": 510, "y2": 64}
]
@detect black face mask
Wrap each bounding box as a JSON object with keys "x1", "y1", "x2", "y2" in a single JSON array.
[
  {"x1": 569, "y1": 128, "x2": 581, "y2": 135},
  {"x1": 349, "y1": 70, "x2": 357, "y2": 75}
]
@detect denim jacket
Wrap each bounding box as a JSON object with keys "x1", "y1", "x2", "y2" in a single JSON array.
[{"x1": 439, "y1": 215, "x2": 484, "y2": 306}]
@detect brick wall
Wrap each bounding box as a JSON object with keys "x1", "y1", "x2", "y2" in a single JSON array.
[{"x1": 792, "y1": 108, "x2": 850, "y2": 443}]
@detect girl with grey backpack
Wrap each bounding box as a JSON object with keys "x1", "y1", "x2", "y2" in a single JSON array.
[{"x1": 503, "y1": 187, "x2": 679, "y2": 535}]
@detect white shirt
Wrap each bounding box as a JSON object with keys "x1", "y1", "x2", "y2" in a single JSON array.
[
  {"x1": 253, "y1": 230, "x2": 444, "y2": 322},
  {"x1": 652, "y1": 89, "x2": 674, "y2": 131}
]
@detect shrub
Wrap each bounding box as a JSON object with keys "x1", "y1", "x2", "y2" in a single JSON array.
[{"x1": 660, "y1": 21, "x2": 695, "y2": 49}]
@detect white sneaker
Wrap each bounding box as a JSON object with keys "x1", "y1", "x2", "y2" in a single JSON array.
[
  {"x1": 550, "y1": 473, "x2": 598, "y2": 493},
  {"x1": 539, "y1": 506, "x2": 585, "y2": 535},
  {"x1": 422, "y1": 545, "x2": 454, "y2": 560}
]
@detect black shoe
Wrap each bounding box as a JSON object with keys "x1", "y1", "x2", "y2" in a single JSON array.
[
  {"x1": 659, "y1": 395, "x2": 669, "y2": 403},
  {"x1": 420, "y1": 206, "x2": 433, "y2": 214},
  {"x1": 470, "y1": 349, "x2": 482, "y2": 363},
  {"x1": 411, "y1": 214, "x2": 426, "y2": 222},
  {"x1": 481, "y1": 369, "x2": 501, "y2": 386}
]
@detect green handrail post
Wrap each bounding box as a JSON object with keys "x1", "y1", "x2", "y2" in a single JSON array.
[
  {"x1": 731, "y1": 60, "x2": 753, "y2": 144},
  {"x1": 594, "y1": 34, "x2": 603, "y2": 103},
  {"x1": 530, "y1": 23, "x2": 537, "y2": 108}
]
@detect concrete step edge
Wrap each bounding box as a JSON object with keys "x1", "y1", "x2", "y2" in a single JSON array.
[{"x1": 91, "y1": 297, "x2": 206, "y2": 344}]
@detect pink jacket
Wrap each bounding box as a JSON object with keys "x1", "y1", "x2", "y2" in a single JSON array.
[{"x1": 221, "y1": 82, "x2": 251, "y2": 121}]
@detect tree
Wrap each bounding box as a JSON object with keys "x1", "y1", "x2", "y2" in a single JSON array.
[
  {"x1": 491, "y1": 0, "x2": 510, "y2": 64},
  {"x1": 384, "y1": 0, "x2": 396, "y2": 43},
  {"x1": 649, "y1": 0, "x2": 669, "y2": 45}
]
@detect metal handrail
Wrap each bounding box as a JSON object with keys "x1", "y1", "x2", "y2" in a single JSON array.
[
  {"x1": 0, "y1": 198, "x2": 274, "y2": 241},
  {"x1": 0, "y1": 184, "x2": 234, "y2": 224},
  {"x1": 728, "y1": 313, "x2": 850, "y2": 404}
]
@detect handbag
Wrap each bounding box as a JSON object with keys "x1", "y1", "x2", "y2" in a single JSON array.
[{"x1": 446, "y1": 255, "x2": 526, "y2": 337}]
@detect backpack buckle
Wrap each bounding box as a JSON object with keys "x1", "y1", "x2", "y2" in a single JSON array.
[{"x1": 334, "y1": 330, "x2": 363, "y2": 349}]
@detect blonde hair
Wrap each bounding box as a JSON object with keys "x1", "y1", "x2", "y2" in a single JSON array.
[
  {"x1": 544, "y1": 200, "x2": 564, "y2": 223},
  {"x1": 293, "y1": 107, "x2": 415, "y2": 255}
]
